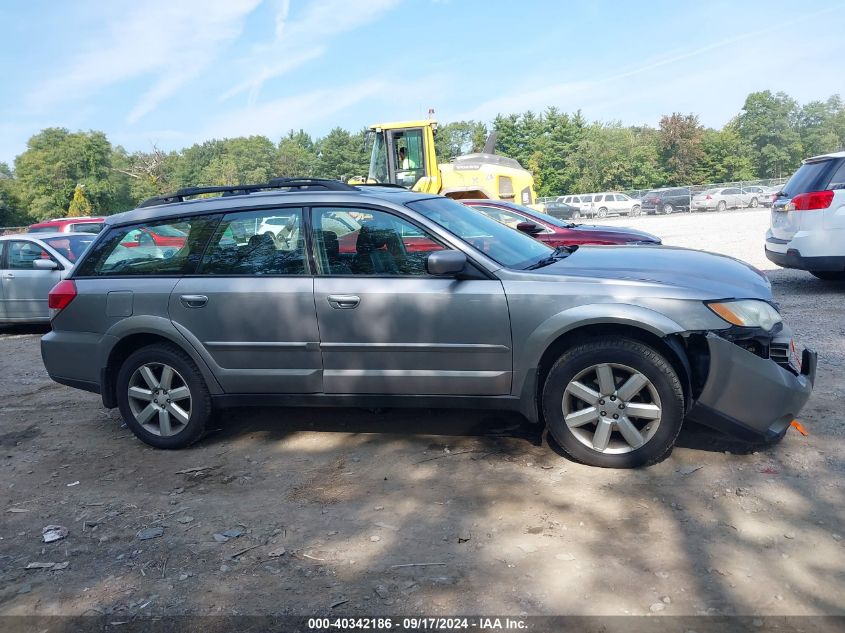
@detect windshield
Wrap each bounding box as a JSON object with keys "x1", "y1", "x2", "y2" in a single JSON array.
[
  {"x1": 43, "y1": 235, "x2": 96, "y2": 261},
  {"x1": 367, "y1": 131, "x2": 388, "y2": 183},
  {"x1": 407, "y1": 197, "x2": 551, "y2": 269}
]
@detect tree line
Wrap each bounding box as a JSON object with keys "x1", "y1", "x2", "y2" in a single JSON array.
[{"x1": 1, "y1": 90, "x2": 843, "y2": 225}]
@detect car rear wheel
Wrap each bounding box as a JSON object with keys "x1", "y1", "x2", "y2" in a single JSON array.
[
  {"x1": 749, "y1": 197, "x2": 759, "y2": 208},
  {"x1": 116, "y1": 343, "x2": 211, "y2": 449},
  {"x1": 810, "y1": 271, "x2": 845, "y2": 281},
  {"x1": 662, "y1": 203, "x2": 674, "y2": 215},
  {"x1": 597, "y1": 207, "x2": 608, "y2": 218},
  {"x1": 717, "y1": 201, "x2": 727, "y2": 212},
  {"x1": 571, "y1": 210, "x2": 581, "y2": 219},
  {"x1": 542, "y1": 337, "x2": 685, "y2": 468}
]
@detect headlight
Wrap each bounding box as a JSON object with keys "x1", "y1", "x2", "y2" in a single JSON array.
[{"x1": 706, "y1": 299, "x2": 782, "y2": 331}]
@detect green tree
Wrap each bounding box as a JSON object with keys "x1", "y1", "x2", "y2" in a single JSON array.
[
  {"x1": 0, "y1": 168, "x2": 25, "y2": 227},
  {"x1": 67, "y1": 183, "x2": 93, "y2": 217},
  {"x1": 278, "y1": 130, "x2": 318, "y2": 177},
  {"x1": 315, "y1": 127, "x2": 369, "y2": 180},
  {"x1": 658, "y1": 113, "x2": 704, "y2": 185},
  {"x1": 737, "y1": 91, "x2": 803, "y2": 178},
  {"x1": 697, "y1": 124, "x2": 754, "y2": 183},
  {"x1": 14, "y1": 128, "x2": 116, "y2": 219},
  {"x1": 799, "y1": 95, "x2": 844, "y2": 158},
  {"x1": 434, "y1": 120, "x2": 487, "y2": 162}
]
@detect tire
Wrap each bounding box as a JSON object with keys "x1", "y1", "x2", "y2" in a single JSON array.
[
  {"x1": 116, "y1": 343, "x2": 212, "y2": 449},
  {"x1": 597, "y1": 207, "x2": 608, "y2": 219},
  {"x1": 749, "y1": 197, "x2": 759, "y2": 208},
  {"x1": 572, "y1": 210, "x2": 581, "y2": 220},
  {"x1": 662, "y1": 203, "x2": 674, "y2": 215},
  {"x1": 810, "y1": 271, "x2": 845, "y2": 281},
  {"x1": 542, "y1": 337, "x2": 685, "y2": 468},
  {"x1": 717, "y1": 201, "x2": 727, "y2": 212},
  {"x1": 629, "y1": 205, "x2": 641, "y2": 217}
]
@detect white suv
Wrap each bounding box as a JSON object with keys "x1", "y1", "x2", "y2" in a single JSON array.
[{"x1": 765, "y1": 151, "x2": 845, "y2": 280}]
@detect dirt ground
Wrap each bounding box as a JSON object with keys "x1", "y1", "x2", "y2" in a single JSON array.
[{"x1": 1, "y1": 208, "x2": 843, "y2": 619}]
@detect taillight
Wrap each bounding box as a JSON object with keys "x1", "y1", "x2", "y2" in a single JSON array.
[
  {"x1": 790, "y1": 190, "x2": 834, "y2": 210},
  {"x1": 48, "y1": 280, "x2": 77, "y2": 311}
]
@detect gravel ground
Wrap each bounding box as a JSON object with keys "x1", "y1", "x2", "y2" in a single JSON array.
[{"x1": 1, "y1": 207, "x2": 843, "y2": 619}]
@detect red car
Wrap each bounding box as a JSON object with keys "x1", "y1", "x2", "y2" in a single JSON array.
[
  {"x1": 28, "y1": 217, "x2": 105, "y2": 234},
  {"x1": 462, "y1": 200, "x2": 661, "y2": 247},
  {"x1": 121, "y1": 225, "x2": 187, "y2": 248}
]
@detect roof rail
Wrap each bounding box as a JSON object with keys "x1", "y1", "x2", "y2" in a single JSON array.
[
  {"x1": 353, "y1": 183, "x2": 409, "y2": 190},
  {"x1": 138, "y1": 178, "x2": 357, "y2": 209}
]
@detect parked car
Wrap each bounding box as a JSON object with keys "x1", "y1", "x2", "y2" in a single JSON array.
[
  {"x1": 640, "y1": 188, "x2": 691, "y2": 214},
  {"x1": 543, "y1": 199, "x2": 586, "y2": 220},
  {"x1": 692, "y1": 187, "x2": 748, "y2": 212},
  {"x1": 28, "y1": 217, "x2": 105, "y2": 234},
  {"x1": 41, "y1": 178, "x2": 816, "y2": 469},
  {"x1": 0, "y1": 232, "x2": 96, "y2": 324},
  {"x1": 765, "y1": 151, "x2": 845, "y2": 281},
  {"x1": 121, "y1": 225, "x2": 187, "y2": 249},
  {"x1": 557, "y1": 195, "x2": 589, "y2": 211},
  {"x1": 462, "y1": 200, "x2": 661, "y2": 247},
  {"x1": 741, "y1": 185, "x2": 774, "y2": 208},
  {"x1": 580, "y1": 192, "x2": 642, "y2": 218}
]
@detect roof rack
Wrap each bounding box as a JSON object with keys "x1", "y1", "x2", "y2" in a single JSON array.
[{"x1": 138, "y1": 178, "x2": 357, "y2": 208}]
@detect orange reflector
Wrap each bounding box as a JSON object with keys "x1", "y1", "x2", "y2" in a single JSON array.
[{"x1": 790, "y1": 420, "x2": 809, "y2": 436}]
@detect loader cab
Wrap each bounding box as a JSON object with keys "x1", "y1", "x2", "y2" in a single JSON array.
[{"x1": 366, "y1": 121, "x2": 441, "y2": 193}]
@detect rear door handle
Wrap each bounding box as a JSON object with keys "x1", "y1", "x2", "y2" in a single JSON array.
[
  {"x1": 180, "y1": 294, "x2": 208, "y2": 308},
  {"x1": 327, "y1": 294, "x2": 360, "y2": 309}
]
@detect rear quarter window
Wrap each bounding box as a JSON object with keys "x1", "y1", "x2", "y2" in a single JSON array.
[{"x1": 74, "y1": 216, "x2": 219, "y2": 277}]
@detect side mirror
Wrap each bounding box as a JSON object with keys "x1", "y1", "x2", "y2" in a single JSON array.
[
  {"x1": 32, "y1": 259, "x2": 59, "y2": 271},
  {"x1": 516, "y1": 221, "x2": 544, "y2": 235},
  {"x1": 426, "y1": 249, "x2": 467, "y2": 276}
]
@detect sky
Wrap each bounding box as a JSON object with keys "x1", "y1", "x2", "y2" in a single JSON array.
[{"x1": 1, "y1": 0, "x2": 844, "y2": 164}]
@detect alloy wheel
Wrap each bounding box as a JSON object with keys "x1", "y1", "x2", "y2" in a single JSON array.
[
  {"x1": 662, "y1": 203, "x2": 673, "y2": 214},
  {"x1": 561, "y1": 362, "x2": 662, "y2": 454},
  {"x1": 127, "y1": 362, "x2": 192, "y2": 437}
]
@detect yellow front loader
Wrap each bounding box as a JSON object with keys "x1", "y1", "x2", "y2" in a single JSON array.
[{"x1": 357, "y1": 119, "x2": 536, "y2": 205}]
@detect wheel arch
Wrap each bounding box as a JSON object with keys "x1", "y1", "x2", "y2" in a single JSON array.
[
  {"x1": 516, "y1": 311, "x2": 695, "y2": 425},
  {"x1": 100, "y1": 319, "x2": 222, "y2": 408}
]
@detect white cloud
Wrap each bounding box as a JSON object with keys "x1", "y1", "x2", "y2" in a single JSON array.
[
  {"x1": 204, "y1": 79, "x2": 389, "y2": 139},
  {"x1": 454, "y1": 2, "x2": 845, "y2": 126},
  {"x1": 28, "y1": 0, "x2": 261, "y2": 123},
  {"x1": 220, "y1": 0, "x2": 401, "y2": 104}
]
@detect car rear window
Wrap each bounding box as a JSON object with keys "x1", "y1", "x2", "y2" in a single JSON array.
[
  {"x1": 68, "y1": 222, "x2": 104, "y2": 234},
  {"x1": 27, "y1": 226, "x2": 57, "y2": 233},
  {"x1": 781, "y1": 157, "x2": 845, "y2": 197}
]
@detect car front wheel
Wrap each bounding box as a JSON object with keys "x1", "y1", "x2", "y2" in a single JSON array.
[
  {"x1": 542, "y1": 337, "x2": 684, "y2": 468},
  {"x1": 662, "y1": 203, "x2": 674, "y2": 215},
  {"x1": 116, "y1": 343, "x2": 212, "y2": 449}
]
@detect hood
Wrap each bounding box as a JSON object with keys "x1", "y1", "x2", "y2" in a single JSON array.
[
  {"x1": 533, "y1": 245, "x2": 773, "y2": 299},
  {"x1": 572, "y1": 224, "x2": 661, "y2": 243}
]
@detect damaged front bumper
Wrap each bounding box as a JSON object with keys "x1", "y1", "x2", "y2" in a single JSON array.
[{"x1": 685, "y1": 329, "x2": 817, "y2": 442}]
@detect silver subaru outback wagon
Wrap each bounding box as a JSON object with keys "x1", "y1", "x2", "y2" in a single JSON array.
[{"x1": 41, "y1": 178, "x2": 817, "y2": 468}]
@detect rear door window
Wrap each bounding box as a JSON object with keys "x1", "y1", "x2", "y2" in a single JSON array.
[
  {"x1": 74, "y1": 216, "x2": 219, "y2": 277},
  {"x1": 199, "y1": 208, "x2": 308, "y2": 276}
]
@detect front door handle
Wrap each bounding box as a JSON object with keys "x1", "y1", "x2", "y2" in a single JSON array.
[
  {"x1": 327, "y1": 294, "x2": 360, "y2": 309},
  {"x1": 180, "y1": 294, "x2": 208, "y2": 309},
  {"x1": 2, "y1": 272, "x2": 14, "y2": 279}
]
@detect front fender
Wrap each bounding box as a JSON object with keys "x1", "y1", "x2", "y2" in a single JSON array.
[{"x1": 514, "y1": 303, "x2": 686, "y2": 394}]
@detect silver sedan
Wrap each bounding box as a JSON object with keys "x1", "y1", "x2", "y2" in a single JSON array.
[{"x1": 0, "y1": 232, "x2": 96, "y2": 324}]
